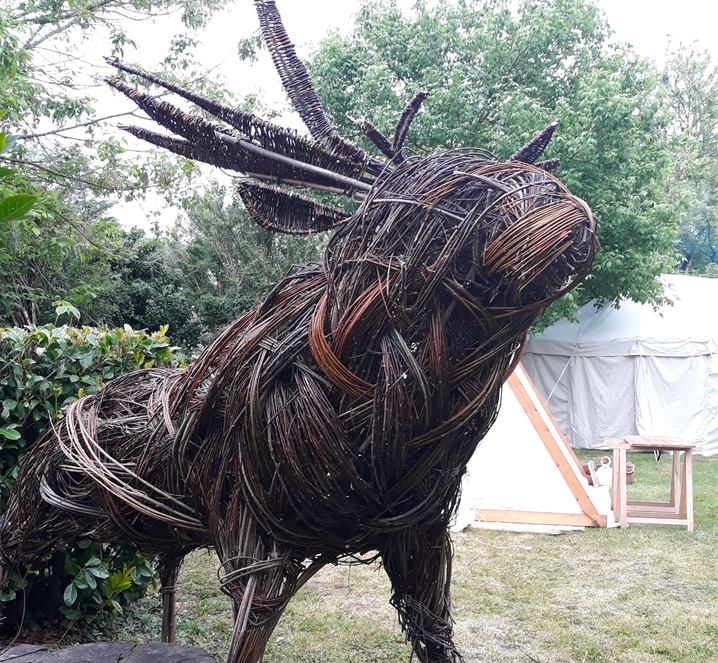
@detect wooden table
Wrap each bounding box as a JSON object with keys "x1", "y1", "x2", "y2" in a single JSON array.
[{"x1": 605, "y1": 436, "x2": 700, "y2": 531}]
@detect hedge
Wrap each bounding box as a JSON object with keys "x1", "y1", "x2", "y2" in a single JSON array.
[{"x1": 0, "y1": 323, "x2": 181, "y2": 633}]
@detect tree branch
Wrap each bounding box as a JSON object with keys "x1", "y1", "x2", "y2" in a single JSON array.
[
  {"x1": 18, "y1": 110, "x2": 140, "y2": 140},
  {"x1": 0, "y1": 156, "x2": 118, "y2": 192},
  {"x1": 18, "y1": 0, "x2": 119, "y2": 27},
  {"x1": 24, "y1": 18, "x2": 84, "y2": 50}
]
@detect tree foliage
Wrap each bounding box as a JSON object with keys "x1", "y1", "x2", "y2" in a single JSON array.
[
  {"x1": 663, "y1": 44, "x2": 718, "y2": 275},
  {"x1": 0, "y1": 0, "x2": 232, "y2": 329},
  {"x1": 310, "y1": 0, "x2": 678, "y2": 322},
  {"x1": 0, "y1": 168, "x2": 121, "y2": 327},
  {"x1": 172, "y1": 183, "x2": 327, "y2": 345}
]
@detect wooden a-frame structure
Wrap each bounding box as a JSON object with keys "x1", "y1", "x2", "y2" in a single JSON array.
[{"x1": 457, "y1": 364, "x2": 610, "y2": 531}]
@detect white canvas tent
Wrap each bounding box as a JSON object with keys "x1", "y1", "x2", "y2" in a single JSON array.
[
  {"x1": 522, "y1": 274, "x2": 718, "y2": 455},
  {"x1": 454, "y1": 364, "x2": 613, "y2": 532}
]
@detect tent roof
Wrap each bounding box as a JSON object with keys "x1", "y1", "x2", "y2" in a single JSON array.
[{"x1": 527, "y1": 274, "x2": 718, "y2": 357}]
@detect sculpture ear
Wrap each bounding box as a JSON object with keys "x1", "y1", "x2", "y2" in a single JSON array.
[
  {"x1": 509, "y1": 121, "x2": 558, "y2": 164},
  {"x1": 237, "y1": 180, "x2": 350, "y2": 235}
]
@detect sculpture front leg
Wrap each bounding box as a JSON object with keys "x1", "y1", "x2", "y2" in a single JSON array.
[
  {"x1": 382, "y1": 527, "x2": 460, "y2": 663},
  {"x1": 212, "y1": 510, "x2": 324, "y2": 663}
]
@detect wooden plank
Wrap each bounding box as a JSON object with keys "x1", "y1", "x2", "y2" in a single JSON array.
[
  {"x1": 671, "y1": 450, "x2": 680, "y2": 508},
  {"x1": 627, "y1": 509, "x2": 684, "y2": 519},
  {"x1": 628, "y1": 507, "x2": 679, "y2": 516},
  {"x1": 611, "y1": 448, "x2": 619, "y2": 515},
  {"x1": 626, "y1": 502, "x2": 679, "y2": 515},
  {"x1": 471, "y1": 522, "x2": 582, "y2": 534},
  {"x1": 619, "y1": 448, "x2": 628, "y2": 529},
  {"x1": 604, "y1": 438, "x2": 625, "y2": 448},
  {"x1": 679, "y1": 449, "x2": 687, "y2": 519},
  {"x1": 626, "y1": 517, "x2": 691, "y2": 527},
  {"x1": 622, "y1": 435, "x2": 695, "y2": 449},
  {"x1": 507, "y1": 372, "x2": 601, "y2": 522},
  {"x1": 475, "y1": 509, "x2": 606, "y2": 527}
]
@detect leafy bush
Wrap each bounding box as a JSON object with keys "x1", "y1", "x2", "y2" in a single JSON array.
[{"x1": 0, "y1": 321, "x2": 180, "y2": 633}]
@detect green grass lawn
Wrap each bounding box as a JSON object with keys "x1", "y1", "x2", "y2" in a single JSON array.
[{"x1": 120, "y1": 452, "x2": 718, "y2": 662}]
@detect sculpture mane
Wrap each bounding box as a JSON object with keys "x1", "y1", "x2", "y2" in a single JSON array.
[{"x1": 0, "y1": 2, "x2": 596, "y2": 661}]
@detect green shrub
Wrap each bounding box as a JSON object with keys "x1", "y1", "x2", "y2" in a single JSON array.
[{"x1": 0, "y1": 322, "x2": 180, "y2": 633}]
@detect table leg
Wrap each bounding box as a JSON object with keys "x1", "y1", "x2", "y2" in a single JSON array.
[
  {"x1": 670, "y1": 450, "x2": 680, "y2": 510},
  {"x1": 678, "y1": 452, "x2": 688, "y2": 518},
  {"x1": 685, "y1": 451, "x2": 694, "y2": 532},
  {"x1": 612, "y1": 448, "x2": 620, "y2": 524},
  {"x1": 620, "y1": 449, "x2": 628, "y2": 528}
]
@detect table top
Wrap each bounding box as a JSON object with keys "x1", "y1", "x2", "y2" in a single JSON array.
[{"x1": 605, "y1": 435, "x2": 701, "y2": 450}]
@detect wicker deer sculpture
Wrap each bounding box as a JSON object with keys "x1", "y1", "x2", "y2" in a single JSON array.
[{"x1": 0, "y1": 1, "x2": 597, "y2": 661}]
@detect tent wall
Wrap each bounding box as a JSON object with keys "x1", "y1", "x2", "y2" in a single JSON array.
[
  {"x1": 523, "y1": 275, "x2": 718, "y2": 455},
  {"x1": 522, "y1": 353, "x2": 638, "y2": 449},
  {"x1": 463, "y1": 375, "x2": 584, "y2": 514}
]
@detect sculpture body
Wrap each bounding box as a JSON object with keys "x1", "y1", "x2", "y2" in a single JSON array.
[{"x1": 0, "y1": 2, "x2": 596, "y2": 661}]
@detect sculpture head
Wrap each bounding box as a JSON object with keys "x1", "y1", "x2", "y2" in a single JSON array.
[{"x1": 328, "y1": 148, "x2": 594, "y2": 310}]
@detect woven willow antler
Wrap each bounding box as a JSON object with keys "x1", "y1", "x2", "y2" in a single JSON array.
[{"x1": 0, "y1": 2, "x2": 597, "y2": 662}]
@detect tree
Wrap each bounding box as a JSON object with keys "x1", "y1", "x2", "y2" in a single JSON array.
[
  {"x1": 0, "y1": 0, "x2": 230, "y2": 328},
  {"x1": 0, "y1": 163, "x2": 125, "y2": 327},
  {"x1": 309, "y1": 0, "x2": 678, "y2": 323},
  {"x1": 92, "y1": 184, "x2": 327, "y2": 349},
  {"x1": 663, "y1": 44, "x2": 718, "y2": 275},
  {"x1": 171, "y1": 182, "x2": 327, "y2": 345}
]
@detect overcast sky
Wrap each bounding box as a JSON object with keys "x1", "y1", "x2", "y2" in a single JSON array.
[
  {"x1": 116, "y1": 0, "x2": 717, "y2": 112},
  {"x1": 108, "y1": 0, "x2": 718, "y2": 227},
  {"x1": 126, "y1": 0, "x2": 717, "y2": 66}
]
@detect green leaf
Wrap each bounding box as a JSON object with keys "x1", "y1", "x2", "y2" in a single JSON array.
[
  {"x1": 63, "y1": 583, "x2": 78, "y2": 606},
  {"x1": 59, "y1": 605, "x2": 82, "y2": 621},
  {"x1": 1, "y1": 135, "x2": 17, "y2": 154},
  {"x1": 1, "y1": 588, "x2": 16, "y2": 601},
  {"x1": 84, "y1": 571, "x2": 97, "y2": 590},
  {"x1": 88, "y1": 565, "x2": 110, "y2": 579},
  {"x1": 65, "y1": 556, "x2": 81, "y2": 575},
  {"x1": 0, "y1": 167, "x2": 16, "y2": 178},
  {"x1": 0, "y1": 427, "x2": 21, "y2": 440},
  {"x1": 0, "y1": 195, "x2": 38, "y2": 223}
]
